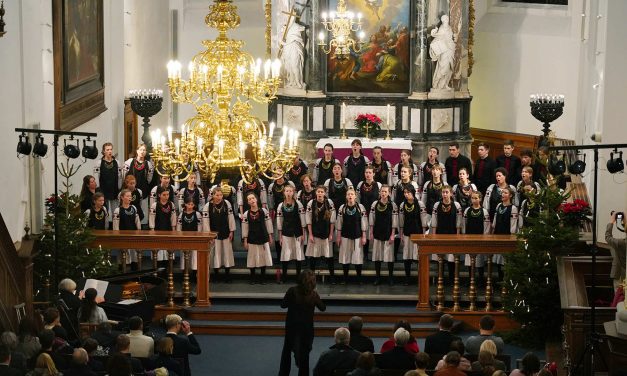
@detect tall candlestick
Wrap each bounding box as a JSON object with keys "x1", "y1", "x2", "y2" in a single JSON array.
[
  {"x1": 340, "y1": 102, "x2": 347, "y2": 139},
  {"x1": 385, "y1": 104, "x2": 392, "y2": 140}
]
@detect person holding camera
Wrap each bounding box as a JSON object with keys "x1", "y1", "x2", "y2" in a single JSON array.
[
  {"x1": 607, "y1": 212, "x2": 627, "y2": 285},
  {"x1": 165, "y1": 314, "x2": 201, "y2": 376}
]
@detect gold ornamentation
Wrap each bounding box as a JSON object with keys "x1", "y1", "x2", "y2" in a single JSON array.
[{"x1": 319, "y1": 0, "x2": 365, "y2": 59}]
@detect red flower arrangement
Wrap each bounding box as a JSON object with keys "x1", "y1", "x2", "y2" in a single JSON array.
[
  {"x1": 354, "y1": 113, "x2": 382, "y2": 138},
  {"x1": 560, "y1": 199, "x2": 592, "y2": 227}
]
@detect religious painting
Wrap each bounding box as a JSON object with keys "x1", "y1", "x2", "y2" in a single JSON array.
[
  {"x1": 53, "y1": 0, "x2": 106, "y2": 131},
  {"x1": 325, "y1": 0, "x2": 411, "y2": 95}
]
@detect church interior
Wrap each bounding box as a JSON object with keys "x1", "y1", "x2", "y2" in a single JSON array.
[{"x1": 1, "y1": 0, "x2": 627, "y2": 375}]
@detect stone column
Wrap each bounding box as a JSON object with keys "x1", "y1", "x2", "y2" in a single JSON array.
[
  {"x1": 410, "y1": 0, "x2": 429, "y2": 98},
  {"x1": 306, "y1": 0, "x2": 324, "y2": 94}
]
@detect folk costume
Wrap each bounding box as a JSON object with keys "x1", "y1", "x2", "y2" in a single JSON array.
[
  {"x1": 452, "y1": 182, "x2": 478, "y2": 212},
  {"x1": 431, "y1": 200, "x2": 463, "y2": 283},
  {"x1": 312, "y1": 157, "x2": 340, "y2": 186},
  {"x1": 324, "y1": 177, "x2": 353, "y2": 213},
  {"x1": 343, "y1": 154, "x2": 371, "y2": 187},
  {"x1": 85, "y1": 206, "x2": 109, "y2": 230},
  {"x1": 149, "y1": 200, "x2": 177, "y2": 263},
  {"x1": 371, "y1": 159, "x2": 393, "y2": 186},
  {"x1": 113, "y1": 204, "x2": 141, "y2": 268},
  {"x1": 286, "y1": 159, "x2": 309, "y2": 190},
  {"x1": 242, "y1": 207, "x2": 274, "y2": 284},
  {"x1": 418, "y1": 160, "x2": 447, "y2": 187},
  {"x1": 305, "y1": 198, "x2": 336, "y2": 278},
  {"x1": 484, "y1": 184, "x2": 518, "y2": 221},
  {"x1": 369, "y1": 199, "x2": 399, "y2": 285},
  {"x1": 177, "y1": 186, "x2": 205, "y2": 213},
  {"x1": 462, "y1": 206, "x2": 491, "y2": 282},
  {"x1": 123, "y1": 157, "x2": 154, "y2": 224},
  {"x1": 177, "y1": 210, "x2": 203, "y2": 270},
  {"x1": 237, "y1": 179, "x2": 268, "y2": 216},
  {"x1": 276, "y1": 200, "x2": 307, "y2": 282},
  {"x1": 391, "y1": 162, "x2": 419, "y2": 186},
  {"x1": 336, "y1": 201, "x2": 368, "y2": 283},
  {"x1": 398, "y1": 198, "x2": 428, "y2": 285},
  {"x1": 203, "y1": 199, "x2": 236, "y2": 281},
  {"x1": 94, "y1": 157, "x2": 123, "y2": 219}
]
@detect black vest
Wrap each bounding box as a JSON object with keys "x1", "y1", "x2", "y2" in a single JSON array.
[
  {"x1": 317, "y1": 158, "x2": 335, "y2": 185},
  {"x1": 393, "y1": 181, "x2": 413, "y2": 207},
  {"x1": 373, "y1": 201, "x2": 393, "y2": 241},
  {"x1": 99, "y1": 159, "x2": 119, "y2": 200},
  {"x1": 130, "y1": 189, "x2": 144, "y2": 220},
  {"x1": 208, "y1": 202, "x2": 231, "y2": 240},
  {"x1": 328, "y1": 179, "x2": 348, "y2": 210},
  {"x1": 280, "y1": 203, "x2": 302, "y2": 237},
  {"x1": 181, "y1": 187, "x2": 202, "y2": 210},
  {"x1": 436, "y1": 203, "x2": 457, "y2": 234},
  {"x1": 424, "y1": 181, "x2": 444, "y2": 213},
  {"x1": 345, "y1": 155, "x2": 367, "y2": 187},
  {"x1": 422, "y1": 161, "x2": 439, "y2": 183},
  {"x1": 180, "y1": 211, "x2": 200, "y2": 232},
  {"x1": 494, "y1": 204, "x2": 513, "y2": 234},
  {"x1": 454, "y1": 184, "x2": 473, "y2": 211},
  {"x1": 271, "y1": 181, "x2": 289, "y2": 211},
  {"x1": 488, "y1": 186, "x2": 504, "y2": 220},
  {"x1": 340, "y1": 205, "x2": 361, "y2": 239},
  {"x1": 371, "y1": 160, "x2": 390, "y2": 185},
  {"x1": 247, "y1": 210, "x2": 268, "y2": 245},
  {"x1": 287, "y1": 161, "x2": 308, "y2": 190},
  {"x1": 118, "y1": 206, "x2": 138, "y2": 230},
  {"x1": 87, "y1": 208, "x2": 107, "y2": 230},
  {"x1": 299, "y1": 189, "x2": 315, "y2": 209},
  {"x1": 154, "y1": 202, "x2": 175, "y2": 230},
  {"x1": 242, "y1": 180, "x2": 263, "y2": 212},
  {"x1": 359, "y1": 182, "x2": 379, "y2": 215},
  {"x1": 129, "y1": 159, "x2": 150, "y2": 199},
  {"x1": 465, "y1": 208, "x2": 485, "y2": 234},
  {"x1": 401, "y1": 202, "x2": 423, "y2": 236},
  {"x1": 311, "y1": 201, "x2": 332, "y2": 239}
]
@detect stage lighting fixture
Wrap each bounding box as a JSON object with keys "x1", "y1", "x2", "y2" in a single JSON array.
[
  {"x1": 548, "y1": 154, "x2": 566, "y2": 176},
  {"x1": 32, "y1": 135, "x2": 48, "y2": 158},
  {"x1": 63, "y1": 138, "x2": 80, "y2": 159},
  {"x1": 569, "y1": 153, "x2": 586, "y2": 175},
  {"x1": 607, "y1": 151, "x2": 624, "y2": 174},
  {"x1": 16, "y1": 134, "x2": 32, "y2": 156},
  {"x1": 82, "y1": 139, "x2": 98, "y2": 159}
]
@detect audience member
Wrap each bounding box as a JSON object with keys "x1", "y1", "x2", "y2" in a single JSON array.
[
  {"x1": 107, "y1": 353, "x2": 132, "y2": 376},
  {"x1": 472, "y1": 340, "x2": 506, "y2": 372},
  {"x1": 470, "y1": 351, "x2": 497, "y2": 376},
  {"x1": 151, "y1": 337, "x2": 183, "y2": 376},
  {"x1": 165, "y1": 314, "x2": 201, "y2": 376},
  {"x1": 90, "y1": 323, "x2": 120, "y2": 351},
  {"x1": 77, "y1": 289, "x2": 108, "y2": 325},
  {"x1": 424, "y1": 314, "x2": 461, "y2": 356},
  {"x1": 0, "y1": 344, "x2": 21, "y2": 376},
  {"x1": 17, "y1": 317, "x2": 42, "y2": 362},
  {"x1": 42, "y1": 309, "x2": 68, "y2": 342},
  {"x1": 509, "y1": 352, "x2": 541, "y2": 376},
  {"x1": 404, "y1": 372, "x2": 420, "y2": 376},
  {"x1": 313, "y1": 327, "x2": 360, "y2": 376},
  {"x1": 348, "y1": 317, "x2": 374, "y2": 353},
  {"x1": 113, "y1": 335, "x2": 143, "y2": 375},
  {"x1": 57, "y1": 279, "x2": 81, "y2": 341},
  {"x1": 1, "y1": 332, "x2": 26, "y2": 373},
  {"x1": 376, "y1": 328, "x2": 417, "y2": 371},
  {"x1": 607, "y1": 212, "x2": 627, "y2": 283},
  {"x1": 63, "y1": 349, "x2": 95, "y2": 376},
  {"x1": 465, "y1": 315, "x2": 505, "y2": 355},
  {"x1": 414, "y1": 352, "x2": 430, "y2": 376},
  {"x1": 492, "y1": 371, "x2": 507, "y2": 376},
  {"x1": 38, "y1": 329, "x2": 68, "y2": 370},
  {"x1": 433, "y1": 351, "x2": 465, "y2": 376},
  {"x1": 380, "y1": 320, "x2": 419, "y2": 354},
  {"x1": 80, "y1": 339, "x2": 103, "y2": 373},
  {"x1": 29, "y1": 353, "x2": 61, "y2": 376},
  {"x1": 346, "y1": 352, "x2": 381, "y2": 376},
  {"x1": 127, "y1": 316, "x2": 154, "y2": 358},
  {"x1": 435, "y1": 339, "x2": 470, "y2": 371}
]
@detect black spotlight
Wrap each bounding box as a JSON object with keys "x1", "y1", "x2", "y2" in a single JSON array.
[
  {"x1": 17, "y1": 134, "x2": 32, "y2": 156},
  {"x1": 32, "y1": 135, "x2": 48, "y2": 158},
  {"x1": 569, "y1": 153, "x2": 586, "y2": 175},
  {"x1": 548, "y1": 154, "x2": 566, "y2": 176},
  {"x1": 63, "y1": 138, "x2": 80, "y2": 159},
  {"x1": 82, "y1": 139, "x2": 98, "y2": 159},
  {"x1": 607, "y1": 151, "x2": 624, "y2": 174}
]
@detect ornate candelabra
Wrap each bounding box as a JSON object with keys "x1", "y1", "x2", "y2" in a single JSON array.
[
  {"x1": 530, "y1": 93, "x2": 564, "y2": 147},
  {"x1": 129, "y1": 89, "x2": 163, "y2": 159},
  {"x1": 318, "y1": 0, "x2": 365, "y2": 59},
  {"x1": 0, "y1": 0, "x2": 6, "y2": 38}
]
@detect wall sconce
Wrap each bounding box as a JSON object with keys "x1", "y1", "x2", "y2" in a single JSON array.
[{"x1": 0, "y1": 1, "x2": 6, "y2": 38}]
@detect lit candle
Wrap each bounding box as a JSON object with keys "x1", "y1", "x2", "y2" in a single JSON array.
[
  {"x1": 272, "y1": 59, "x2": 281, "y2": 78},
  {"x1": 217, "y1": 64, "x2": 223, "y2": 82},
  {"x1": 167, "y1": 60, "x2": 174, "y2": 79},
  {"x1": 341, "y1": 102, "x2": 346, "y2": 126},
  {"x1": 318, "y1": 32, "x2": 325, "y2": 43},
  {"x1": 167, "y1": 126, "x2": 173, "y2": 143},
  {"x1": 151, "y1": 131, "x2": 157, "y2": 147},
  {"x1": 188, "y1": 62, "x2": 195, "y2": 79},
  {"x1": 160, "y1": 136, "x2": 166, "y2": 150},
  {"x1": 239, "y1": 141, "x2": 247, "y2": 158},
  {"x1": 280, "y1": 135, "x2": 286, "y2": 153},
  {"x1": 218, "y1": 139, "x2": 224, "y2": 159},
  {"x1": 264, "y1": 59, "x2": 271, "y2": 79},
  {"x1": 387, "y1": 104, "x2": 390, "y2": 126},
  {"x1": 197, "y1": 137, "x2": 203, "y2": 154},
  {"x1": 259, "y1": 139, "x2": 266, "y2": 157},
  {"x1": 181, "y1": 124, "x2": 186, "y2": 140},
  {"x1": 174, "y1": 138, "x2": 180, "y2": 155},
  {"x1": 269, "y1": 122, "x2": 275, "y2": 138}
]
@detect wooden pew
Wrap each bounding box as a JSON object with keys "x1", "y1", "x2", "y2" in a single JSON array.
[
  {"x1": 411, "y1": 234, "x2": 518, "y2": 312},
  {"x1": 88, "y1": 230, "x2": 216, "y2": 307}
]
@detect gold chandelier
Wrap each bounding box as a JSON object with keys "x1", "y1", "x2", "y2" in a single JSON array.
[
  {"x1": 318, "y1": 0, "x2": 365, "y2": 59},
  {"x1": 152, "y1": 0, "x2": 299, "y2": 184}
]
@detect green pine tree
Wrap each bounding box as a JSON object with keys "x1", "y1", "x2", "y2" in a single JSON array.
[{"x1": 502, "y1": 184, "x2": 578, "y2": 348}]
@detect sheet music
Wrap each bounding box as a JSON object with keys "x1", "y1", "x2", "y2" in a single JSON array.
[
  {"x1": 117, "y1": 299, "x2": 142, "y2": 305},
  {"x1": 84, "y1": 279, "x2": 109, "y2": 298}
]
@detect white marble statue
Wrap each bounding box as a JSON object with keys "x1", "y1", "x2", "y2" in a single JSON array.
[
  {"x1": 429, "y1": 14, "x2": 456, "y2": 91},
  {"x1": 280, "y1": 20, "x2": 306, "y2": 90},
  {"x1": 616, "y1": 300, "x2": 627, "y2": 335}
]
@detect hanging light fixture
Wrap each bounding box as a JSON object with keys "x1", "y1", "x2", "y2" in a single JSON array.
[
  {"x1": 63, "y1": 137, "x2": 80, "y2": 159},
  {"x1": 16, "y1": 134, "x2": 32, "y2": 156},
  {"x1": 154, "y1": 0, "x2": 298, "y2": 183},
  {"x1": 32, "y1": 135, "x2": 48, "y2": 158},
  {"x1": 82, "y1": 138, "x2": 99, "y2": 160},
  {"x1": 607, "y1": 150, "x2": 624, "y2": 174},
  {"x1": 0, "y1": 0, "x2": 6, "y2": 38},
  {"x1": 568, "y1": 151, "x2": 586, "y2": 175},
  {"x1": 318, "y1": 0, "x2": 365, "y2": 59}
]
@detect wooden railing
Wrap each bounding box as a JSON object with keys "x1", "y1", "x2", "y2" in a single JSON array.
[
  {"x1": 0, "y1": 214, "x2": 36, "y2": 331},
  {"x1": 411, "y1": 234, "x2": 518, "y2": 312},
  {"x1": 88, "y1": 230, "x2": 216, "y2": 307}
]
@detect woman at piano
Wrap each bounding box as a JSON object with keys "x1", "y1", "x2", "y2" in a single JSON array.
[{"x1": 77, "y1": 288, "x2": 108, "y2": 324}]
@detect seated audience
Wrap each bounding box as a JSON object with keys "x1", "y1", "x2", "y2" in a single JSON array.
[
  {"x1": 42, "y1": 309, "x2": 68, "y2": 342},
  {"x1": 1, "y1": 332, "x2": 27, "y2": 373},
  {"x1": 470, "y1": 351, "x2": 497, "y2": 376},
  {"x1": 433, "y1": 351, "x2": 465, "y2": 376},
  {"x1": 58, "y1": 279, "x2": 81, "y2": 340},
  {"x1": 414, "y1": 352, "x2": 430, "y2": 376},
  {"x1": 347, "y1": 352, "x2": 381, "y2": 376},
  {"x1": 113, "y1": 335, "x2": 143, "y2": 375},
  {"x1": 165, "y1": 314, "x2": 201, "y2": 376},
  {"x1": 492, "y1": 371, "x2": 507, "y2": 376},
  {"x1": 509, "y1": 352, "x2": 541, "y2": 376},
  {"x1": 380, "y1": 320, "x2": 419, "y2": 354},
  {"x1": 80, "y1": 339, "x2": 104, "y2": 373},
  {"x1": 107, "y1": 353, "x2": 132, "y2": 376},
  {"x1": 77, "y1": 289, "x2": 107, "y2": 325},
  {"x1": 0, "y1": 344, "x2": 21, "y2": 376},
  {"x1": 17, "y1": 317, "x2": 42, "y2": 362},
  {"x1": 151, "y1": 337, "x2": 183, "y2": 376},
  {"x1": 465, "y1": 315, "x2": 505, "y2": 355},
  {"x1": 348, "y1": 317, "x2": 374, "y2": 353},
  {"x1": 127, "y1": 316, "x2": 154, "y2": 358},
  {"x1": 28, "y1": 353, "x2": 61, "y2": 376},
  {"x1": 38, "y1": 329, "x2": 69, "y2": 370},
  {"x1": 63, "y1": 348, "x2": 96, "y2": 376},
  {"x1": 424, "y1": 314, "x2": 460, "y2": 356},
  {"x1": 435, "y1": 339, "x2": 470, "y2": 371},
  {"x1": 376, "y1": 328, "x2": 417, "y2": 371},
  {"x1": 90, "y1": 323, "x2": 121, "y2": 352},
  {"x1": 471, "y1": 340, "x2": 506, "y2": 372},
  {"x1": 313, "y1": 327, "x2": 360, "y2": 376}
]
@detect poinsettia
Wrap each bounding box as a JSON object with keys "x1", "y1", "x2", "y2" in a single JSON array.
[
  {"x1": 560, "y1": 199, "x2": 592, "y2": 227},
  {"x1": 354, "y1": 113, "x2": 382, "y2": 138}
]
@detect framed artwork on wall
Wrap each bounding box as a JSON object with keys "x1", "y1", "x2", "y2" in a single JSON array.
[
  {"x1": 53, "y1": 0, "x2": 106, "y2": 131},
  {"x1": 325, "y1": 0, "x2": 411, "y2": 95}
]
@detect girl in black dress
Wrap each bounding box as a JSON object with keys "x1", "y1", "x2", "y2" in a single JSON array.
[
  {"x1": 79, "y1": 175, "x2": 100, "y2": 212},
  {"x1": 85, "y1": 192, "x2": 108, "y2": 230},
  {"x1": 431, "y1": 186, "x2": 463, "y2": 283},
  {"x1": 452, "y1": 168, "x2": 477, "y2": 212},
  {"x1": 462, "y1": 191, "x2": 491, "y2": 285},
  {"x1": 177, "y1": 173, "x2": 204, "y2": 213},
  {"x1": 121, "y1": 175, "x2": 145, "y2": 222},
  {"x1": 203, "y1": 186, "x2": 236, "y2": 282},
  {"x1": 149, "y1": 186, "x2": 177, "y2": 268},
  {"x1": 398, "y1": 186, "x2": 428, "y2": 285},
  {"x1": 491, "y1": 186, "x2": 519, "y2": 281},
  {"x1": 113, "y1": 189, "x2": 141, "y2": 269},
  {"x1": 93, "y1": 142, "x2": 122, "y2": 227},
  {"x1": 324, "y1": 162, "x2": 353, "y2": 211},
  {"x1": 177, "y1": 196, "x2": 203, "y2": 276},
  {"x1": 277, "y1": 185, "x2": 306, "y2": 283},
  {"x1": 123, "y1": 144, "x2": 154, "y2": 225},
  {"x1": 242, "y1": 192, "x2": 274, "y2": 284},
  {"x1": 356, "y1": 166, "x2": 381, "y2": 261},
  {"x1": 305, "y1": 186, "x2": 336, "y2": 280},
  {"x1": 287, "y1": 154, "x2": 309, "y2": 191},
  {"x1": 343, "y1": 139, "x2": 370, "y2": 187},
  {"x1": 313, "y1": 143, "x2": 340, "y2": 186}
]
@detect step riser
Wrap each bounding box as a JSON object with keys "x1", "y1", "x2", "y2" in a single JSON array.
[
  {"x1": 186, "y1": 312, "x2": 441, "y2": 323},
  {"x1": 191, "y1": 326, "x2": 438, "y2": 337}
]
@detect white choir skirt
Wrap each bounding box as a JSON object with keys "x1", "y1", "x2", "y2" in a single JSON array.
[
  {"x1": 124, "y1": 250, "x2": 139, "y2": 264},
  {"x1": 155, "y1": 250, "x2": 168, "y2": 261},
  {"x1": 464, "y1": 254, "x2": 486, "y2": 268},
  {"x1": 281, "y1": 236, "x2": 304, "y2": 262},
  {"x1": 492, "y1": 254, "x2": 505, "y2": 265},
  {"x1": 338, "y1": 238, "x2": 363, "y2": 265},
  {"x1": 402, "y1": 235, "x2": 418, "y2": 260},
  {"x1": 180, "y1": 250, "x2": 198, "y2": 270},
  {"x1": 140, "y1": 198, "x2": 149, "y2": 225},
  {"x1": 371, "y1": 239, "x2": 394, "y2": 262},
  {"x1": 431, "y1": 254, "x2": 460, "y2": 263},
  {"x1": 212, "y1": 239, "x2": 235, "y2": 268},
  {"x1": 306, "y1": 237, "x2": 332, "y2": 258},
  {"x1": 247, "y1": 243, "x2": 273, "y2": 268}
]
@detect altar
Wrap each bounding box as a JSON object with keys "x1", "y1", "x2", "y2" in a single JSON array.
[{"x1": 315, "y1": 138, "x2": 413, "y2": 164}]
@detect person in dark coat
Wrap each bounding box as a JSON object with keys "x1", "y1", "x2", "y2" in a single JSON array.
[
  {"x1": 376, "y1": 328, "x2": 416, "y2": 371},
  {"x1": 348, "y1": 316, "x2": 374, "y2": 353},
  {"x1": 495, "y1": 140, "x2": 522, "y2": 186},
  {"x1": 151, "y1": 337, "x2": 184, "y2": 376},
  {"x1": 472, "y1": 143, "x2": 497, "y2": 195},
  {"x1": 0, "y1": 344, "x2": 22, "y2": 376},
  {"x1": 313, "y1": 328, "x2": 360, "y2": 376},
  {"x1": 90, "y1": 322, "x2": 122, "y2": 352},
  {"x1": 424, "y1": 314, "x2": 461, "y2": 358},
  {"x1": 164, "y1": 315, "x2": 201, "y2": 376},
  {"x1": 444, "y1": 143, "x2": 473, "y2": 187},
  {"x1": 64, "y1": 348, "x2": 97, "y2": 376},
  {"x1": 279, "y1": 269, "x2": 326, "y2": 376},
  {"x1": 347, "y1": 352, "x2": 381, "y2": 376}
]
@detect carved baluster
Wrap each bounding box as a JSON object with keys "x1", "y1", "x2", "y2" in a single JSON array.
[
  {"x1": 167, "y1": 250, "x2": 175, "y2": 307},
  {"x1": 485, "y1": 256, "x2": 493, "y2": 311},
  {"x1": 501, "y1": 283, "x2": 507, "y2": 311},
  {"x1": 152, "y1": 251, "x2": 158, "y2": 274},
  {"x1": 437, "y1": 255, "x2": 444, "y2": 311},
  {"x1": 453, "y1": 255, "x2": 460, "y2": 312},
  {"x1": 469, "y1": 255, "x2": 477, "y2": 311},
  {"x1": 137, "y1": 251, "x2": 143, "y2": 271},
  {"x1": 182, "y1": 251, "x2": 191, "y2": 307},
  {"x1": 121, "y1": 251, "x2": 128, "y2": 273}
]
